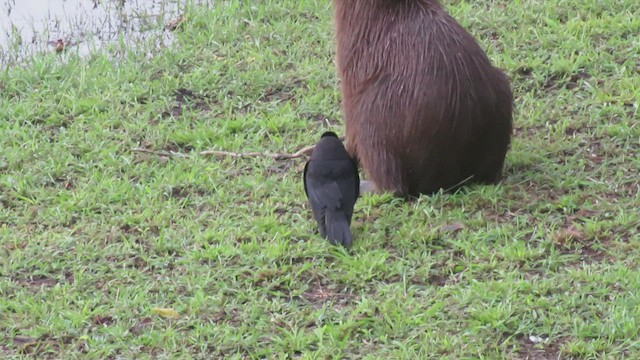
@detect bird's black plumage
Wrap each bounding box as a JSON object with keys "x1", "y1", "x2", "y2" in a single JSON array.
[{"x1": 303, "y1": 132, "x2": 359, "y2": 248}]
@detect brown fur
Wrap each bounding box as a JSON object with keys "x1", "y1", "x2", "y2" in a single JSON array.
[{"x1": 333, "y1": 0, "x2": 513, "y2": 196}]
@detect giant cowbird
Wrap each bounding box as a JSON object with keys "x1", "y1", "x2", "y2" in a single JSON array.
[{"x1": 303, "y1": 132, "x2": 359, "y2": 248}]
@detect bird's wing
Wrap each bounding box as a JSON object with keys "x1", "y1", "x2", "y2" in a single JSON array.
[
  {"x1": 306, "y1": 179, "x2": 343, "y2": 211},
  {"x1": 303, "y1": 161, "x2": 310, "y2": 197},
  {"x1": 351, "y1": 157, "x2": 360, "y2": 201}
]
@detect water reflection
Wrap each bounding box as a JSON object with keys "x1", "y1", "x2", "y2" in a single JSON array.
[{"x1": 1, "y1": 0, "x2": 212, "y2": 65}]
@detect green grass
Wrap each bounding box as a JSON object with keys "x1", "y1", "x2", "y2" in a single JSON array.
[{"x1": 1, "y1": 0, "x2": 639, "y2": 358}]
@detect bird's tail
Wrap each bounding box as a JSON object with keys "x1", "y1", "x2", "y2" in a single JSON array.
[{"x1": 325, "y1": 211, "x2": 353, "y2": 249}]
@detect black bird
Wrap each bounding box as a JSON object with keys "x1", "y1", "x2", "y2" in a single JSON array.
[{"x1": 303, "y1": 132, "x2": 359, "y2": 248}]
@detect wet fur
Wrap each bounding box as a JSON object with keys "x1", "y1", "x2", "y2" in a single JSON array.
[{"x1": 333, "y1": 0, "x2": 513, "y2": 196}]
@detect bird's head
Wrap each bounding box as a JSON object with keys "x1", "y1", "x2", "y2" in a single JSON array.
[{"x1": 321, "y1": 131, "x2": 339, "y2": 139}]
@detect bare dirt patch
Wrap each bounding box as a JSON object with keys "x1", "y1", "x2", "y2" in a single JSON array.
[
  {"x1": 161, "y1": 88, "x2": 213, "y2": 120},
  {"x1": 258, "y1": 79, "x2": 305, "y2": 103},
  {"x1": 301, "y1": 279, "x2": 358, "y2": 308},
  {"x1": 13, "y1": 272, "x2": 75, "y2": 291},
  {"x1": 509, "y1": 333, "x2": 565, "y2": 360}
]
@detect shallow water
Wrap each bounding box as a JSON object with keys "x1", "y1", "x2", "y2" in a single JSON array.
[{"x1": 0, "y1": 0, "x2": 211, "y2": 65}]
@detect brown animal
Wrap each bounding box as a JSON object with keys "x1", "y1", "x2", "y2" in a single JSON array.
[{"x1": 333, "y1": 0, "x2": 513, "y2": 197}]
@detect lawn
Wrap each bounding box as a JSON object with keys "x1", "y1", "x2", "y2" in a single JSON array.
[{"x1": 1, "y1": 0, "x2": 639, "y2": 358}]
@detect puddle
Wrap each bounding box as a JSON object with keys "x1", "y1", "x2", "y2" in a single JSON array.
[{"x1": 1, "y1": 0, "x2": 213, "y2": 66}]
